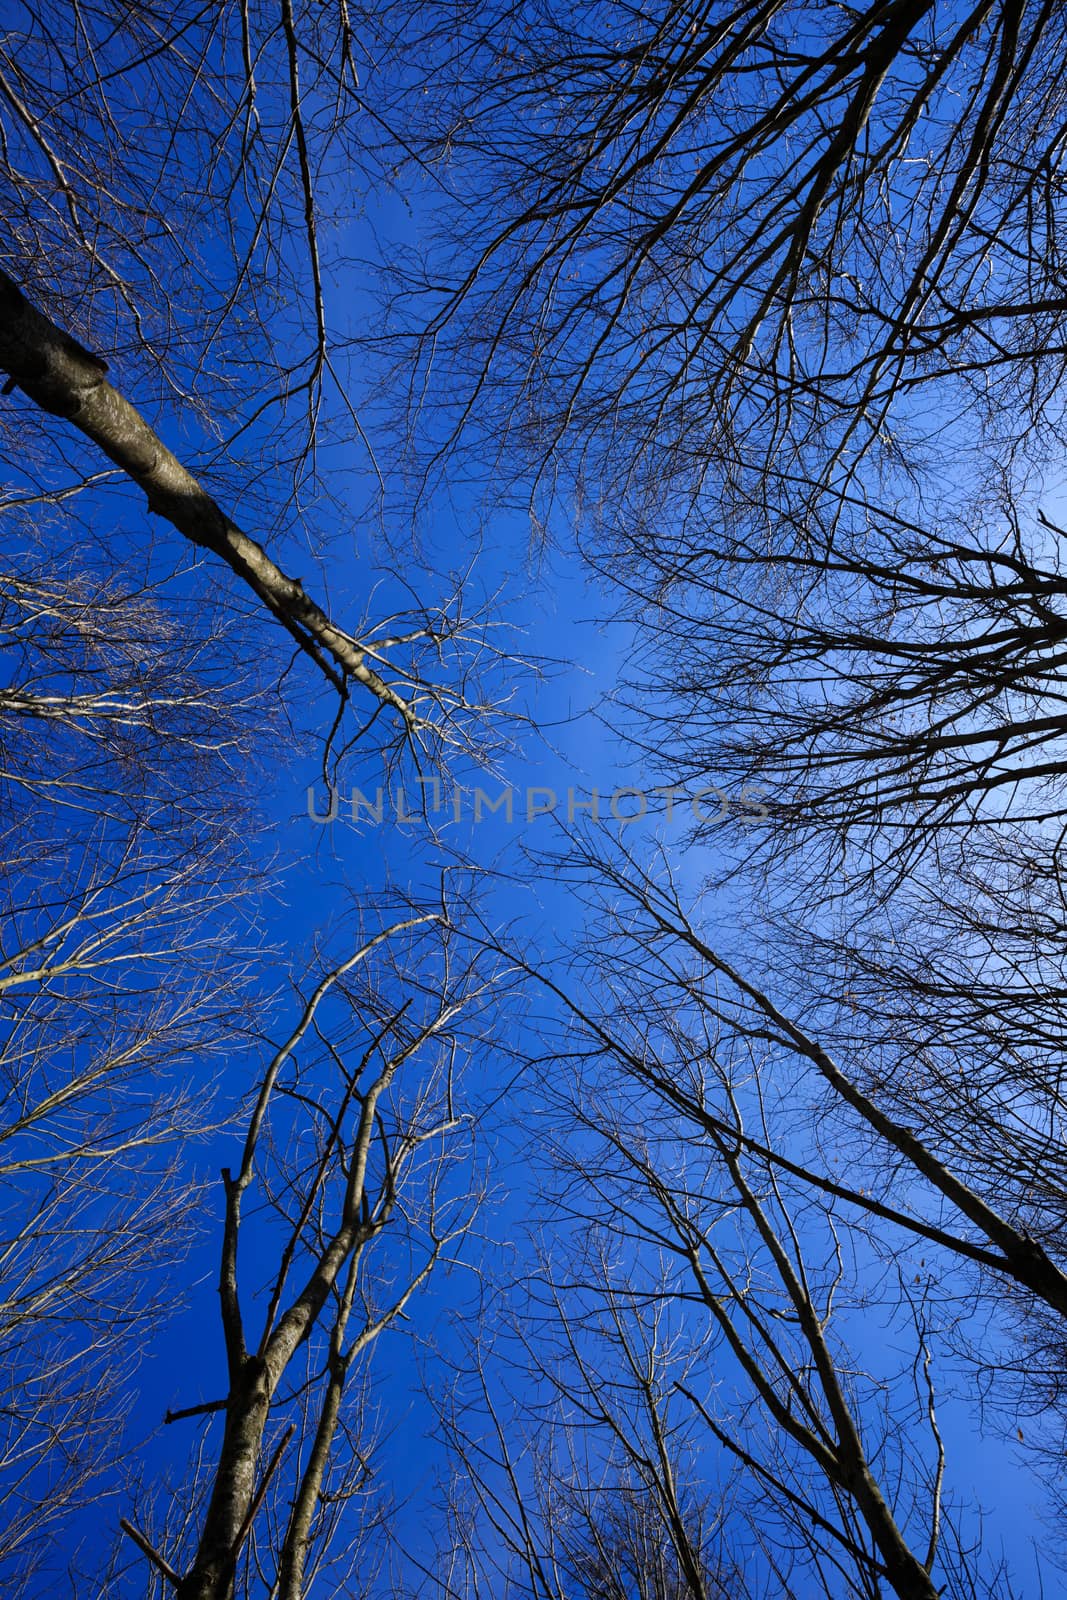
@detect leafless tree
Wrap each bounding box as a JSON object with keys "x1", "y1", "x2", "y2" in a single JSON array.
[
  {"x1": 114, "y1": 902, "x2": 502, "y2": 1600},
  {"x1": 424, "y1": 836, "x2": 1047, "y2": 1598},
  {"x1": 403, "y1": 2, "x2": 1067, "y2": 513},
  {"x1": 0, "y1": 814, "x2": 256, "y2": 1594},
  {"x1": 0, "y1": 10, "x2": 527, "y2": 1592},
  {"x1": 0, "y1": 450, "x2": 269, "y2": 1593},
  {"x1": 0, "y1": 3, "x2": 510, "y2": 764},
  {"x1": 421, "y1": 1184, "x2": 1007, "y2": 1600},
  {"x1": 532, "y1": 836, "x2": 1067, "y2": 1532},
  {"x1": 381, "y1": 1, "x2": 1067, "y2": 893},
  {"x1": 423, "y1": 1301, "x2": 751, "y2": 1600},
  {"x1": 564, "y1": 1482, "x2": 730, "y2": 1600}
]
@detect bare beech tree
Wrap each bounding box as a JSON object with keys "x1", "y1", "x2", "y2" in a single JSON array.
[
  {"x1": 116, "y1": 903, "x2": 501, "y2": 1600},
  {"x1": 390, "y1": 0, "x2": 1067, "y2": 910},
  {"x1": 543, "y1": 838, "x2": 1067, "y2": 1322},
  {"x1": 0, "y1": 2, "x2": 506, "y2": 763},
  {"x1": 426, "y1": 1307, "x2": 749, "y2": 1600},
  {"x1": 424, "y1": 1191, "x2": 1004, "y2": 1599},
  {"x1": 0, "y1": 459, "x2": 267, "y2": 1593},
  {"x1": 0, "y1": 776, "x2": 254, "y2": 1593},
  {"x1": 517, "y1": 838, "x2": 1067, "y2": 1560},
  {"x1": 393, "y1": 2, "x2": 1067, "y2": 1316},
  {"x1": 406, "y1": 1, "x2": 1067, "y2": 511},
  {"x1": 421, "y1": 837, "x2": 1050, "y2": 1599},
  {"x1": 0, "y1": 269, "x2": 483, "y2": 750}
]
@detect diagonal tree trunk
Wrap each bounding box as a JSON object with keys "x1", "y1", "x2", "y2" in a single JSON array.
[{"x1": 0, "y1": 269, "x2": 422, "y2": 732}]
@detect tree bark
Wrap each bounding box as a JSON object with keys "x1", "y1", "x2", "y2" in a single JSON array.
[{"x1": 0, "y1": 270, "x2": 420, "y2": 728}]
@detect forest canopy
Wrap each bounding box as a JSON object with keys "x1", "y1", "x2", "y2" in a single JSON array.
[{"x1": 0, "y1": 4, "x2": 1065, "y2": 1598}]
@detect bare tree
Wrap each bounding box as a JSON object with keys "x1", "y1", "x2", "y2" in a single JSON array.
[
  {"x1": 564, "y1": 1483, "x2": 731, "y2": 1600},
  {"x1": 0, "y1": 454, "x2": 268, "y2": 1593},
  {"x1": 0, "y1": 816, "x2": 255, "y2": 1594},
  {"x1": 425, "y1": 1303, "x2": 751, "y2": 1600},
  {"x1": 404, "y1": 2, "x2": 1067, "y2": 511},
  {"x1": 114, "y1": 903, "x2": 501, "y2": 1600},
  {"x1": 0, "y1": 269, "x2": 487, "y2": 752},
  {"x1": 422, "y1": 1200, "x2": 1000, "y2": 1600},
  {"x1": 435, "y1": 837, "x2": 1043, "y2": 1598},
  {"x1": 384, "y1": 1, "x2": 1067, "y2": 899},
  {"x1": 0, "y1": 2, "x2": 510, "y2": 764}
]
